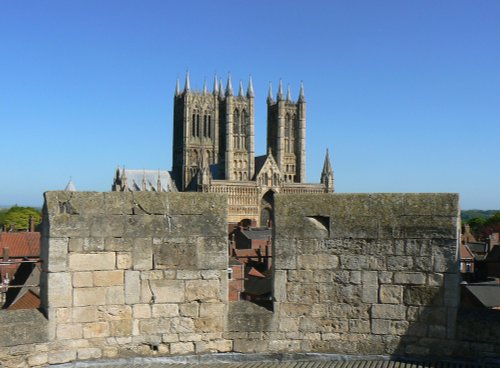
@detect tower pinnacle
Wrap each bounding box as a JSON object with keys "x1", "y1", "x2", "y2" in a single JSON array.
[
  {"x1": 247, "y1": 76, "x2": 254, "y2": 98},
  {"x1": 286, "y1": 84, "x2": 292, "y2": 101},
  {"x1": 298, "y1": 81, "x2": 306, "y2": 102},
  {"x1": 202, "y1": 79, "x2": 208, "y2": 94},
  {"x1": 267, "y1": 82, "x2": 274, "y2": 104},
  {"x1": 175, "y1": 78, "x2": 181, "y2": 96},
  {"x1": 184, "y1": 71, "x2": 190, "y2": 93},
  {"x1": 321, "y1": 149, "x2": 334, "y2": 192},
  {"x1": 226, "y1": 74, "x2": 233, "y2": 96},
  {"x1": 213, "y1": 75, "x2": 218, "y2": 95},
  {"x1": 277, "y1": 79, "x2": 284, "y2": 101},
  {"x1": 238, "y1": 80, "x2": 244, "y2": 97}
]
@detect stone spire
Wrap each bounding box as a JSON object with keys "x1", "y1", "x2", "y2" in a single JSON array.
[
  {"x1": 238, "y1": 80, "x2": 244, "y2": 97},
  {"x1": 286, "y1": 84, "x2": 292, "y2": 101},
  {"x1": 267, "y1": 82, "x2": 274, "y2": 104},
  {"x1": 175, "y1": 78, "x2": 181, "y2": 96},
  {"x1": 142, "y1": 170, "x2": 147, "y2": 191},
  {"x1": 121, "y1": 167, "x2": 128, "y2": 191},
  {"x1": 298, "y1": 81, "x2": 306, "y2": 102},
  {"x1": 213, "y1": 75, "x2": 218, "y2": 95},
  {"x1": 277, "y1": 79, "x2": 284, "y2": 101},
  {"x1": 247, "y1": 76, "x2": 254, "y2": 98},
  {"x1": 202, "y1": 79, "x2": 208, "y2": 94},
  {"x1": 219, "y1": 78, "x2": 224, "y2": 99},
  {"x1": 225, "y1": 74, "x2": 233, "y2": 96},
  {"x1": 184, "y1": 71, "x2": 190, "y2": 93},
  {"x1": 321, "y1": 149, "x2": 334, "y2": 192},
  {"x1": 65, "y1": 177, "x2": 76, "y2": 192}
]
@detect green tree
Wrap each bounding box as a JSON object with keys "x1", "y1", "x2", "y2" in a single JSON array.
[{"x1": 0, "y1": 206, "x2": 41, "y2": 231}]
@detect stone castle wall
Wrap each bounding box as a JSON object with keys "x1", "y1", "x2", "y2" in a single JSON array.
[{"x1": 0, "y1": 191, "x2": 499, "y2": 367}]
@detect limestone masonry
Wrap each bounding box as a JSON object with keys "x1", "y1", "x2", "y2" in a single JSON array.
[{"x1": 1, "y1": 191, "x2": 499, "y2": 367}]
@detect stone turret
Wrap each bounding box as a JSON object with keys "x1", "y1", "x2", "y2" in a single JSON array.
[{"x1": 320, "y1": 149, "x2": 334, "y2": 192}]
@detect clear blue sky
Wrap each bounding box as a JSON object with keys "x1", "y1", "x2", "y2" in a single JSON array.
[{"x1": 1, "y1": 1, "x2": 499, "y2": 209}]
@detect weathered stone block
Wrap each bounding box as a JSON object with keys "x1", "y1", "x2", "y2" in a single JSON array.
[
  {"x1": 379, "y1": 285, "x2": 403, "y2": 304},
  {"x1": 74, "y1": 287, "x2": 107, "y2": 306},
  {"x1": 72, "y1": 306, "x2": 98, "y2": 323},
  {"x1": 106, "y1": 285, "x2": 125, "y2": 305},
  {"x1": 93, "y1": 270, "x2": 124, "y2": 286},
  {"x1": 145, "y1": 279, "x2": 185, "y2": 303},
  {"x1": 46, "y1": 272, "x2": 72, "y2": 307},
  {"x1": 152, "y1": 303, "x2": 179, "y2": 317},
  {"x1": 199, "y1": 303, "x2": 225, "y2": 318},
  {"x1": 170, "y1": 341, "x2": 195, "y2": 355},
  {"x1": 125, "y1": 270, "x2": 141, "y2": 304},
  {"x1": 48, "y1": 350, "x2": 77, "y2": 364},
  {"x1": 44, "y1": 237, "x2": 69, "y2": 272},
  {"x1": 403, "y1": 286, "x2": 442, "y2": 306},
  {"x1": 132, "y1": 238, "x2": 153, "y2": 270},
  {"x1": 133, "y1": 304, "x2": 151, "y2": 319},
  {"x1": 185, "y1": 280, "x2": 220, "y2": 302},
  {"x1": 77, "y1": 347, "x2": 102, "y2": 360},
  {"x1": 73, "y1": 271, "x2": 93, "y2": 287},
  {"x1": 116, "y1": 252, "x2": 132, "y2": 269},
  {"x1": 371, "y1": 304, "x2": 406, "y2": 320},
  {"x1": 297, "y1": 254, "x2": 339, "y2": 270},
  {"x1": 56, "y1": 323, "x2": 83, "y2": 340},
  {"x1": 69, "y1": 252, "x2": 116, "y2": 271},
  {"x1": 393, "y1": 272, "x2": 426, "y2": 285},
  {"x1": 83, "y1": 322, "x2": 109, "y2": 338}
]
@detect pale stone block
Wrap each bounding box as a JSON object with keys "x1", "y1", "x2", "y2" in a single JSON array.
[
  {"x1": 74, "y1": 287, "x2": 107, "y2": 306},
  {"x1": 152, "y1": 303, "x2": 179, "y2": 317},
  {"x1": 28, "y1": 352, "x2": 48, "y2": 366},
  {"x1": 371, "y1": 304, "x2": 406, "y2": 320},
  {"x1": 379, "y1": 285, "x2": 403, "y2": 304},
  {"x1": 56, "y1": 308, "x2": 71, "y2": 323},
  {"x1": 185, "y1": 280, "x2": 220, "y2": 302},
  {"x1": 149, "y1": 279, "x2": 185, "y2": 303},
  {"x1": 393, "y1": 272, "x2": 426, "y2": 285},
  {"x1": 116, "y1": 252, "x2": 132, "y2": 269},
  {"x1": 199, "y1": 303, "x2": 225, "y2": 318},
  {"x1": 162, "y1": 333, "x2": 179, "y2": 343},
  {"x1": 83, "y1": 322, "x2": 110, "y2": 338},
  {"x1": 69, "y1": 252, "x2": 116, "y2": 271},
  {"x1": 362, "y1": 271, "x2": 378, "y2": 286},
  {"x1": 139, "y1": 318, "x2": 171, "y2": 334},
  {"x1": 94, "y1": 270, "x2": 124, "y2": 286},
  {"x1": 72, "y1": 306, "x2": 98, "y2": 323},
  {"x1": 428, "y1": 273, "x2": 444, "y2": 286},
  {"x1": 98, "y1": 305, "x2": 131, "y2": 320},
  {"x1": 46, "y1": 237, "x2": 69, "y2": 272},
  {"x1": 194, "y1": 316, "x2": 224, "y2": 332},
  {"x1": 362, "y1": 286, "x2": 378, "y2": 303},
  {"x1": 133, "y1": 304, "x2": 151, "y2": 319},
  {"x1": 77, "y1": 347, "x2": 102, "y2": 360},
  {"x1": 110, "y1": 319, "x2": 133, "y2": 336},
  {"x1": 177, "y1": 270, "x2": 201, "y2": 279},
  {"x1": 278, "y1": 317, "x2": 299, "y2": 332},
  {"x1": 73, "y1": 271, "x2": 93, "y2": 288},
  {"x1": 48, "y1": 350, "x2": 76, "y2": 364},
  {"x1": 125, "y1": 270, "x2": 140, "y2": 304},
  {"x1": 170, "y1": 341, "x2": 194, "y2": 355},
  {"x1": 297, "y1": 254, "x2": 339, "y2": 270},
  {"x1": 170, "y1": 317, "x2": 195, "y2": 333},
  {"x1": 180, "y1": 302, "x2": 199, "y2": 317},
  {"x1": 106, "y1": 285, "x2": 125, "y2": 304},
  {"x1": 47, "y1": 272, "x2": 73, "y2": 307},
  {"x1": 349, "y1": 319, "x2": 370, "y2": 333},
  {"x1": 350, "y1": 271, "x2": 362, "y2": 284},
  {"x1": 102, "y1": 346, "x2": 118, "y2": 358},
  {"x1": 195, "y1": 340, "x2": 232, "y2": 353},
  {"x1": 133, "y1": 238, "x2": 153, "y2": 270},
  {"x1": 201, "y1": 270, "x2": 220, "y2": 280},
  {"x1": 179, "y1": 333, "x2": 202, "y2": 342},
  {"x1": 56, "y1": 323, "x2": 83, "y2": 340},
  {"x1": 378, "y1": 271, "x2": 393, "y2": 284},
  {"x1": 141, "y1": 270, "x2": 164, "y2": 280}
]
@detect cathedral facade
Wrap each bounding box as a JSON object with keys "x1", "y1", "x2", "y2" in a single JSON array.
[{"x1": 114, "y1": 73, "x2": 334, "y2": 225}]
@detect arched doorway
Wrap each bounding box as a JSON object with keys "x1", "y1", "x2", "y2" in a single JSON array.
[{"x1": 260, "y1": 190, "x2": 275, "y2": 227}]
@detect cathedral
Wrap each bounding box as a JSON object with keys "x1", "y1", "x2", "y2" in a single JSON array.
[{"x1": 113, "y1": 73, "x2": 334, "y2": 225}]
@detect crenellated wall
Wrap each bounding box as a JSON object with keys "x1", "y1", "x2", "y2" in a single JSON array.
[{"x1": 0, "y1": 191, "x2": 499, "y2": 367}]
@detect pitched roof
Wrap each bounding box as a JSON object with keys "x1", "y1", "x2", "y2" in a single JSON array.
[
  {"x1": 119, "y1": 169, "x2": 178, "y2": 192},
  {"x1": 464, "y1": 284, "x2": 500, "y2": 308},
  {"x1": 0, "y1": 232, "x2": 41, "y2": 257},
  {"x1": 460, "y1": 243, "x2": 474, "y2": 260},
  {"x1": 241, "y1": 227, "x2": 272, "y2": 241}
]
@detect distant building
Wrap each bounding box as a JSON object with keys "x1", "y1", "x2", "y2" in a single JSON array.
[{"x1": 113, "y1": 73, "x2": 335, "y2": 225}]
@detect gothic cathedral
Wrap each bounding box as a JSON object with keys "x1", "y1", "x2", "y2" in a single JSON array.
[{"x1": 113, "y1": 72, "x2": 334, "y2": 225}]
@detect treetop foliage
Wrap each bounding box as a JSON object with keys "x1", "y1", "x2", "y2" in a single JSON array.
[{"x1": 0, "y1": 206, "x2": 42, "y2": 231}]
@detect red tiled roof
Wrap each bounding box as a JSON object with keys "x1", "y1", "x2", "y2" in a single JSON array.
[
  {"x1": 0, "y1": 232, "x2": 40, "y2": 258},
  {"x1": 460, "y1": 243, "x2": 474, "y2": 260},
  {"x1": 7, "y1": 289, "x2": 40, "y2": 310}
]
